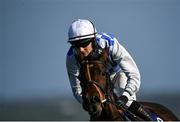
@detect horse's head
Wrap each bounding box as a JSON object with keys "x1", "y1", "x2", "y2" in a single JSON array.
[
  {"x1": 83, "y1": 81, "x2": 106, "y2": 117},
  {"x1": 78, "y1": 47, "x2": 114, "y2": 117},
  {"x1": 80, "y1": 48, "x2": 109, "y2": 90}
]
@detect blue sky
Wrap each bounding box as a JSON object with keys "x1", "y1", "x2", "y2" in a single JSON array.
[{"x1": 0, "y1": 0, "x2": 180, "y2": 101}]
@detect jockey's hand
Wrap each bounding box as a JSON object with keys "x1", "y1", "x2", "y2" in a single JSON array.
[{"x1": 116, "y1": 95, "x2": 128, "y2": 107}]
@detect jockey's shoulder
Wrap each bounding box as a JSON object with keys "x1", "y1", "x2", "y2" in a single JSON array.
[
  {"x1": 97, "y1": 32, "x2": 115, "y2": 38},
  {"x1": 67, "y1": 46, "x2": 74, "y2": 57},
  {"x1": 96, "y1": 32, "x2": 116, "y2": 49}
]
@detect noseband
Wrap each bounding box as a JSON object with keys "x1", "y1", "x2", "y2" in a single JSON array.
[{"x1": 87, "y1": 81, "x2": 107, "y2": 106}]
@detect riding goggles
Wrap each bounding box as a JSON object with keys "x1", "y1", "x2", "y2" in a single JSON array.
[{"x1": 69, "y1": 38, "x2": 93, "y2": 48}]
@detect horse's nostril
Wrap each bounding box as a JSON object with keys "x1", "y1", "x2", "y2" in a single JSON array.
[{"x1": 89, "y1": 105, "x2": 97, "y2": 113}]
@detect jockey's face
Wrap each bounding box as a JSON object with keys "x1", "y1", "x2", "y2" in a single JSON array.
[
  {"x1": 70, "y1": 38, "x2": 94, "y2": 57},
  {"x1": 77, "y1": 42, "x2": 93, "y2": 57}
]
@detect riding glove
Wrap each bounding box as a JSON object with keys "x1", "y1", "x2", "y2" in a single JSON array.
[{"x1": 116, "y1": 95, "x2": 128, "y2": 107}]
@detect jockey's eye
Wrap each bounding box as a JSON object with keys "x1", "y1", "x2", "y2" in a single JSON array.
[{"x1": 70, "y1": 38, "x2": 93, "y2": 48}]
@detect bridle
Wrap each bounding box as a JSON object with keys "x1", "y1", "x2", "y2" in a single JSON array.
[
  {"x1": 86, "y1": 81, "x2": 107, "y2": 107},
  {"x1": 80, "y1": 60, "x2": 112, "y2": 107}
]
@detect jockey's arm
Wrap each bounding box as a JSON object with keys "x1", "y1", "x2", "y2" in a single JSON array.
[
  {"x1": 111, "y1": 39, "x2": 141, "y2": 99},
  {"x1": 66, "y1": 50, "x2": 83, "y2": 104}
]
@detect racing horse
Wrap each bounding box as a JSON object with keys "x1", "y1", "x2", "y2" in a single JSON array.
[{"x1": 77, "y1": 47, "x2": 179, "y2": 121}]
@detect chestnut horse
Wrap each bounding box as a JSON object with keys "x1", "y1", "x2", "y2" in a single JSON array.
[{"x1": 77, "y1": 47, "x2": 179, "y2": 121}]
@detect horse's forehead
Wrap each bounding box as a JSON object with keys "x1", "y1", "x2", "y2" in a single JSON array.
[
  {"x1": 91, "y1": 62, "x2": 105, "y2": 69},
  {"x1": 87, "y1": 85, "x2": 99, "y2": 93}
]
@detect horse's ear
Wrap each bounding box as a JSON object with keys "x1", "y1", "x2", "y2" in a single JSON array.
[{"x1": 104, "y1": 43, "x2": 109, "y2": 56}]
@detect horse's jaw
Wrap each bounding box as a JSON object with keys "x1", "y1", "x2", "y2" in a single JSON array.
[{"x1": 88, "y1": 104, "x2": 103, "y2": 118}]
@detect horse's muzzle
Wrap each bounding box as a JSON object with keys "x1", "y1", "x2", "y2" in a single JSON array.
[{"x1": 88, "y1": 104, "x2": 102, "y2": 117}]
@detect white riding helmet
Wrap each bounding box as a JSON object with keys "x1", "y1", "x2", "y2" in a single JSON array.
[{"x1": 68, "y1": 19, "x2": 97, "y2": 42}]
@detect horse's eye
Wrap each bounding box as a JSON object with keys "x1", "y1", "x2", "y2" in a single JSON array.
[{"x1": 92, "y1": 96, "x2": 100, "y2": 103}]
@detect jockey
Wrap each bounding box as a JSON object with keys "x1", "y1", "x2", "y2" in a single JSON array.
[{"x1": 66, "y1": 19, "x2": 153, "y2": 121}]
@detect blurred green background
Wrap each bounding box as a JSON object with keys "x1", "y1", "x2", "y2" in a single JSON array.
[{"x1": 1, "y1": 94, "x2": 180, "y2": 120}]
